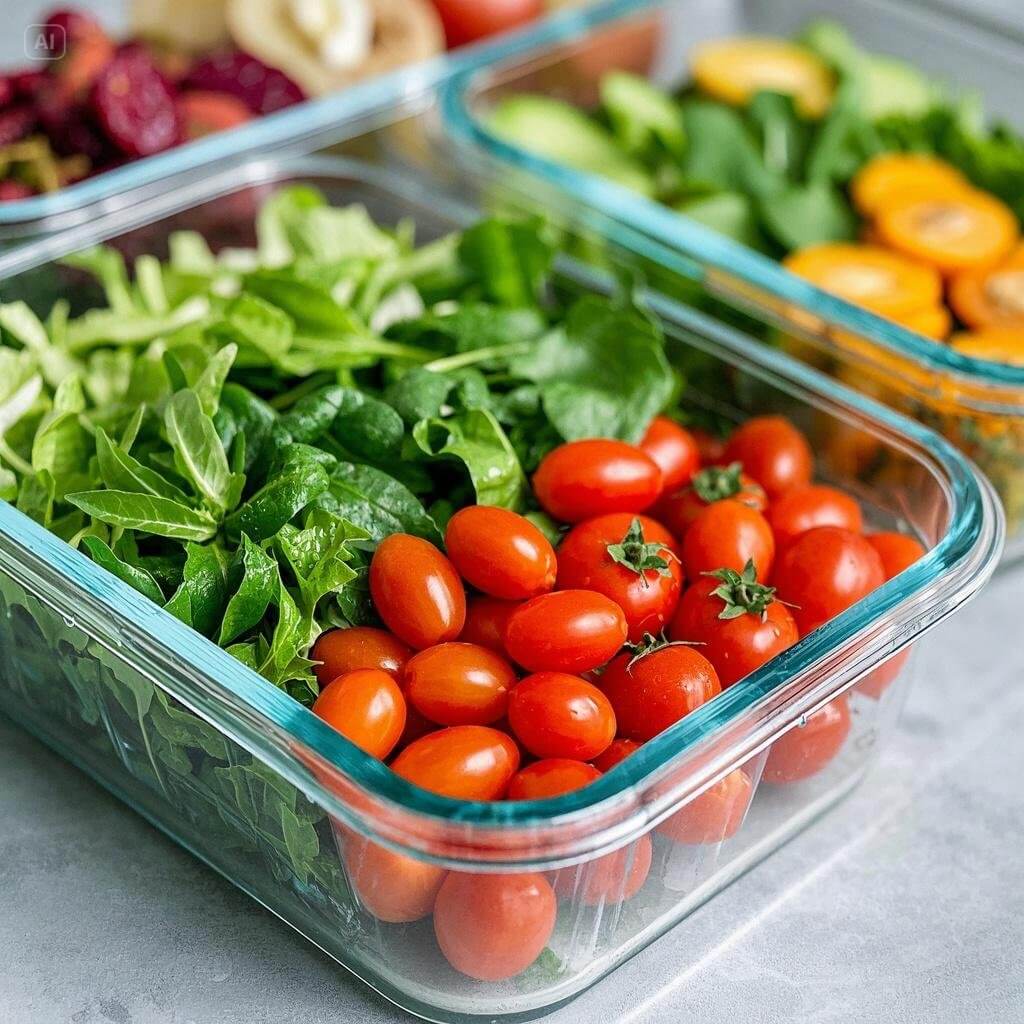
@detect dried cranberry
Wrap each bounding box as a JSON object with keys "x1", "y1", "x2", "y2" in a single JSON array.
[
  {"x1": 91, "y1": 49, "x2": 180, "y2": 157},
  {"x1": 34, "y1": 79, "x2": 109, "y2": 161},
  {"x1": 0, "y1": 106, "x2": 37, "y2": 147},
  {"x1": 0, "y1": 78, "x2": 13, "y2": 109},
  {"x1": 0, "y1": 180, "x2": 35, "y2": 202},
  {"x1": 9, "y1": 69, "x2": 47, "y2": 101},
  {"x1": 183, "y1": 50, "x2": 304, "y2": 116},
  {"x1": 40, "y1": 8, "x2": 104, "y2": 53}
]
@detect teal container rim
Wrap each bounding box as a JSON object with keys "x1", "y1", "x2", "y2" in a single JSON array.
[
  {"x1": 439, "y1": 0, "x2": 1024, "y2": 393},
  {"x1": 0, "y1": 0, "x2": 658, "y2": 235},
  {"x1": 0, "y1": 153, "x2": 1004, "y2": 843}
]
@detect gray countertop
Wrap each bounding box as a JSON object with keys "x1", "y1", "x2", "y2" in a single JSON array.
[
  {"x1": 3, "y1": 0, "x2": 1024, "y2": 1022},
  {"x1": 4, "y1": 563, "x2": 1024, "y2": 1024}
]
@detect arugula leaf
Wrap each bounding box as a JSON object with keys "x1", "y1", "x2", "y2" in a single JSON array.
[
  {"x1": 220, "y1": 535, "x2": 279, "y2": 645},
  {"x1": 80, "y1": 536, "x2": 164, "y2": 604},
  {"x1": 512, "y1": 296, "x2": 674, "y2": 443},
  {"x1": 315, "y1": 462, "x2": 440, "y2": 543},
  {"x1": 66, "y1": 490, "x2": 219, "y2": 542},
  {"x1": 413, "y1": 409, "x2": 526, "y2": 510},
  {"x1": 275, "y1": 509, "x2": 365, "y2": 612},
  {"x1": 164, "y1": 389, "x2": 238, "y2": 513}
]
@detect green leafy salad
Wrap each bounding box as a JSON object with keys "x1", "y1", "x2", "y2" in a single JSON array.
[{"x1": 0, "y1": 186, "x2": 676, "y2": 704}]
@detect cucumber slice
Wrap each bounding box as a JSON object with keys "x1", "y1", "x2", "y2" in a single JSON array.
[{"x1": 489, "y1": 94, "x2": 656, "y2": 196}]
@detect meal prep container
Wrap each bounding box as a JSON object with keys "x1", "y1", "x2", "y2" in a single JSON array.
[
  {"x1": 442, "y1": 0, "x2": 1024, "y2": 564},
  {"x1": 0, "y1": 154, "x2": 1003, "y2": 1022}
]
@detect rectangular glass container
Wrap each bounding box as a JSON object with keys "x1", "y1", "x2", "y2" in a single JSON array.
[
  {"x1": 0, "y1": 155, "x2": 1003, "y2": 1022},
  {"x1": 442, "y1": 0, "x2": 1024, "y2": 563}
]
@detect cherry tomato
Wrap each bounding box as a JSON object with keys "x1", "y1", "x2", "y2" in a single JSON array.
[
  {"x1": 773, "y1": 527, "x2": 885, "y2": 635},
  {"x1": 670, "y1": 573, "x2": 799, "y2": 687},
  {"x1": 311, "y1": 626, "x2": 411, "y2": 687},
  {"x1": 533, "y1": 439, "x2": 663, "y2": 523},
  {"x1": 507, "y1": 758, "x2": 602, "y2": 800},
  {"x1": 657, "y1": 769, "x2": 752, "y2": 844},
  {"x1": 398, "y1": 702, "x2": 437, "y2": 749},
  {"x1": 767, "y1": 484, "x2": 863, "y2": 550},
  {"x1": 654, "y1": 463, "x2": 767, "y2": 540},
  {"x1": 507, "y1": 671, "x2": 616, "y2": 761},
  {"x1": 553, "y1": 833, "x2": 653, "y2": 905},
  {"x1": 868, "y1": 532, "x2": 927, "y2": 579},
  {"x1": 692, "y1": 427, "x2": 728, "y2": 465},
  {"x1": 458, "y1": 596, "x2": 519, "y2": 655},
  {"x1": 763, "y1": 696, "x2": 851, "y2": 784},
  {"x1": 445, "y1": 505, "x2": 557, "y2": 600},
  {"x1": 601, "y1": 645, "x2": 721, "y2": 741},
  {"x1": 724, "y1": 416, "x2": 813, "y2": 499},
  {"x1": 683, "y1": 500, "x2": 775, "y2": 582},
  {"x1": 312, "y1": 669, "x2": 406, "y2": 760},
  {"x1": 555, "y1": 514, "x2": 682, "y2": 643},
  {"x1": 856, "y1": 648, "x2": 912, "y2": 701},
  {"x1": 640, "y1": 416, "x2": 700, "y2": 493},
  {"x1": 391, "y1": 725, "x2": 520, "y2": 800},
  {"x1": 404, "y1": 642, "x2": 517, "y2": 726},
  {"x1": 370, "y1": 534, "x2": 466, "y2": 649},
  {"x1": 433, "y1": 871, "x2": 556, "y2": 981},
  {"x1": 504, "y1": 590, "x2": 628, "y2": 674},
  {"x1": 432, "y1": 0, "x2": 543, "y2": 49},
  {"x1": 591, "y1": 737, "x2": 641, "y2": 773},
  {"x1": 344, "y1": 834, "x2": 445, "y2": 923}
]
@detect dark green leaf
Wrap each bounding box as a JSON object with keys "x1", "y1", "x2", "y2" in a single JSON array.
[
  {"x1": 220, "y1": 535, "x2": 279, "y2": 644},
  {"x1": 80, "y1": 536, "x2": 164, "y2": 604}
]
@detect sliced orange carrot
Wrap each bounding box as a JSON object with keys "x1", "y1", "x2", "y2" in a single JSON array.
[
  {"x1": 950, "y1": 327, "x2": 1024, "y2": 365},
  {"x1": 949, "y1": 243, "x2": 1024, "y2": 329},
  {"x1": 691, "y1": 37, "x2": 834, "y2": 118},
  {"x1": 176, "y1": 91, "x2": 253, "y2": 140},
  {"x1": 784, "y1": 243, "x2": 942, "y2": 317},
  {"x1": 890, "y1": 304, "x2": 953, "y2": 340},
  {"x1": 851, "y1": 154, "x2": 970, "y2": 218},
  {"x1": 875, "y1": 190, "x2": 1019, "y2": 275}
]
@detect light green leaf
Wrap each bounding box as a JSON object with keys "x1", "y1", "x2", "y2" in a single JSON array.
[
  {"x1": 66, "y1": 490, "x2": 218, "y2": 541},
  {"x1": 80, "y1": 536, "x2": 164, "y2": 604},
  {"x1": 164, "y1": 389, "x2": 235, "y2": 511},
  {"x1": 95, "y1": 427, "x2": 190, "y2": 502}
]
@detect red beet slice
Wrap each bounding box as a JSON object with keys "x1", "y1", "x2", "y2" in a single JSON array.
[
  {"x1": 183, "y1": 50, "x2": 304, "y2": 116},
  {"x1": 91, "y1": 49, "x2": 180, "y2": 157},
  {"x1": 0, "y1": 106, "x2": 37, "y2": 147}
]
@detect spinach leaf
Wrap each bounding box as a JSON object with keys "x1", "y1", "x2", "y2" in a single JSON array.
[
  {"x1": 512, "y1": 296, "x2": 674, "y2": 443},
  {"x1": 66, "y1": 491, "x2": 219, "y2": 542},
  {"x1": 458, "y1": 218, "x2": 554, "y2": 308},
  {"x1": 219, "y1": 535, "x2": 279, "y2": 644},
  {"x1": 225, "y1": 458, "x2": 330, "y2": 543},
  {"x1": 80, "y1": 536, "x2": 164, "y2": 604},
  {"x1": 758, "y1": 182, "x2": 859, "y2": 250},
  {"x1": 95, "y1": 428, "x2": 190, "y2": 502},
  {"x1": 212, "y1": 292, "x2": 294, "y2": 366},
  {"x1": 331, "y1": 392, "x2": 405, "y2": 463},
  {"x1": 413, "y1": 409, "x2": 526, "y2": 510},
  {"x1": 164, "y1": 542, "x2": 230, "y2": 637}
]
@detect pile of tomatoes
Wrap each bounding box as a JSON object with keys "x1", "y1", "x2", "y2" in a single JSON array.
[{"x1": 309, "y1": 413, "x2": 925, "y2": 982}]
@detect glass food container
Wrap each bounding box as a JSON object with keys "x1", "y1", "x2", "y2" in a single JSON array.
[
  {"x1": 0, "y1": 155, "x2": 1003, "y2": 1022},
  {"x1": 441, "y1": 0, "x2": 1024, "y2": 564}
]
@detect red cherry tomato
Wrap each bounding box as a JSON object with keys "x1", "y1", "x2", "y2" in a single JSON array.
[
  {"x1": 432, "y1": 0, "x2": 544, "y2": 49},
  {"x1": 404, "y1": 642, "x2": 517, "y2": 726},
  {"x1": 504, "y1": 590, "x2": 628, "y2": 674},
  {"x1": 601, "y1": 645, "x2": 721, "y2": 741},
  {"x1": 640, "y1": 416, "x2": 700, "y2": 493},
  {"x1": 312, "y1": 626, "x2": 411, "y2": 687},
  {"x1": 533, "y1": 440, "x2": 663, "y2": 523},
  {"x1": 654, "y1": 463, "x2": 767, "y2": 540},
  {"x1": 657, "y1": 769, "x2": 753, "y2": 844},
  {"x1": 773, "y1": 527, "x2": 885, "y2": 635},
  {"x1": 312, "y1": 669, "x2": 406, "y2": 760},
  {"x1": 344, "y1": 834, "x2": 445, "y2": 923},
  {"x1": 670, "y1": 574, "x2": 799, "y2": 688},
  {"x1": 867, "y1": 532, "x2": 927, "y2": 579},
  {"x1": 459, "y1": 596, "x2": 519, "y2": 655},
  {"x1": 398, "y1": 702, "x2": 437, "y2": 749},
  {"x1": 391, "y1": 726, "x2": 520, "y2": 800},
  {"x1": 445, "y1": 505, "x2": 557, "y2": 600},
  {"x1": 370, "y1": 534, "x2": 466, "y2": 649},
  {"x1": 555, "y1": 513, "x2": 683, "y2": 643},
  {"x1": 433, "y1": 871, "x2": 556, "y2": 981},
  {"x1": 724, "y1": 416, "x2": 813, "y2": 499},
  {"x1": 856, "y1": 648, "x2": 912, "y2": 701},
  {"x1": 507, "y1": 671, "x2": 617, "y2": 761},
  {"x1": 591, "y1": 737, "x2": 641, "y2": 773},
  {"x1": 767, "y1": 484, "x2": 863, "y2": 550},
  {"x1": 683, "y1": 500, "x2": 775, "y2": 581},
  {"x1": 692, "y1": 428, "x2": 728, "y2": 465},
  {"x1": 553, "y1": 833, "x2": 653, "y2": 905},
  {"x1": 507, "y1": 758, "x2": 602, "y2": 800},
  {"x1": 763, "y1": 696, "x2": 851, "y2": 784}
]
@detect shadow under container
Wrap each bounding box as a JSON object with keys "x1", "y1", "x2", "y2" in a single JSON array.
[
  {"x1": 441, "y1": 0, "x2": 1024, "y2": 564},
  {"x1": 0, "y1": 155, "x2": 1004, "y2": 1022}
]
